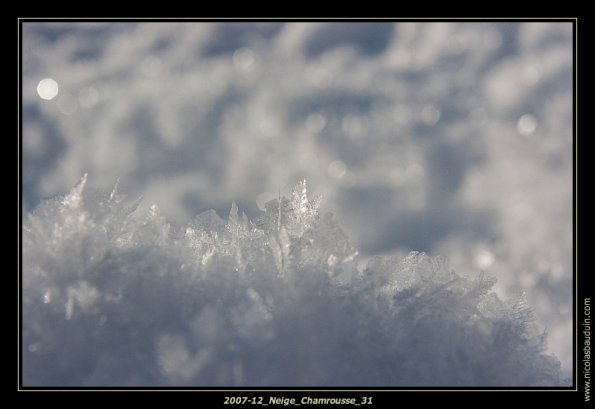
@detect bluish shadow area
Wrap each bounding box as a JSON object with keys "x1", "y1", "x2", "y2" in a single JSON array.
[
  {"x1": 339, "y1": 186, "x2": 494, "y2": 254},
  {"x1": 425, "y1": 140, "x2": 485, "y2": 197},
  {"x1": 22, "y1": 103, "x2": 67, "y2": 209},
  {"x1": 202, "y1": 23, "x2": 284, "y2": 56},
  {"x1": 23, "y1": 22, "x2": 127, "y2": 62},
  {"x1": 375, "y1": 207, "x2": 495, "y2": 254},
  {"x1": 302, "y1": 23, "x2": 394, "y2": 57}
]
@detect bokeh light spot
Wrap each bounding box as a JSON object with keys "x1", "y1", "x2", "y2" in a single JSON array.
[
  {"x1": 420, "y1": 104, "x2": 441, "y2": 125},
  {"x1": 306, "y1": 113, "x2": 326, "y2": 133},
  {"x1": 328, "y1": 160, "x2": 346, "y2": 179},
  {"x1": 256, "y1": 192, "x2": 275, "y2": 211},
  {"x1": 233, "y1": 48, "x2": 255, "y2": 70},
  {"x1": 79, "y1": 86, "x2": 99, "y2": 108},
  {"x1": 36, "y1": 78, "x2": 59, "y2": 100},
  {"x1": 474, "y1": 249, "x2": 495, "y2": 269},
  {"x1": 517, "y1": 114, "x2": 537, "y2": 136}
]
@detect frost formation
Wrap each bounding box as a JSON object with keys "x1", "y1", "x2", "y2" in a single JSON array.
[{"x1": 22, "y1": 176, "x2": 563, "y2": 386}]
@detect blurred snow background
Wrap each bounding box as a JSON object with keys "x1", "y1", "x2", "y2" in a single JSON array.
[{"x1": 21, "y1": 21, "x2": 573, "y2": 379}]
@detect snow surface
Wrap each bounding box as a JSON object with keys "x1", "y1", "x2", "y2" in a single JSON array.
[
  {"x1": 21, "y1": 22, "x2": 573, "y2": 381},
  {"x1": 23, "y1": 177, "x2": 564, "y2": 386}
]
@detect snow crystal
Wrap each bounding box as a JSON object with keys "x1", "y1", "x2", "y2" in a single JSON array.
[
  {"x1": 22, "y1": 178, "x2": 564, "y2": 386},
  {"x1": 22, "y1": 23, "x2": 573, "y2": 376}
]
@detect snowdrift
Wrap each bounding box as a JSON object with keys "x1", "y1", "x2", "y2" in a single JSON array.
[{"x1": 22, "y1": 176, "x2": 564, "y2": 386}]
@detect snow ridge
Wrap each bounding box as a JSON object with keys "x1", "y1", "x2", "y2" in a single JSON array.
[{"x1": 22, "y1": 176, "x2": 563, "y2": 386}]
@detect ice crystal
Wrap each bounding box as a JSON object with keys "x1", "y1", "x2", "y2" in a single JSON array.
[{"x1": 22, "y1": 177, "x2": 564, "y2": 386}]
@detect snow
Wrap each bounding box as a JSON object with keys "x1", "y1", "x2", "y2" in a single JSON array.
[
  {"x1": 23, "y1": 177, "x2": 564, "y2": 386},
  {"x1": 21, "y1": 21, "x2": 573, "y2": 383}
]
